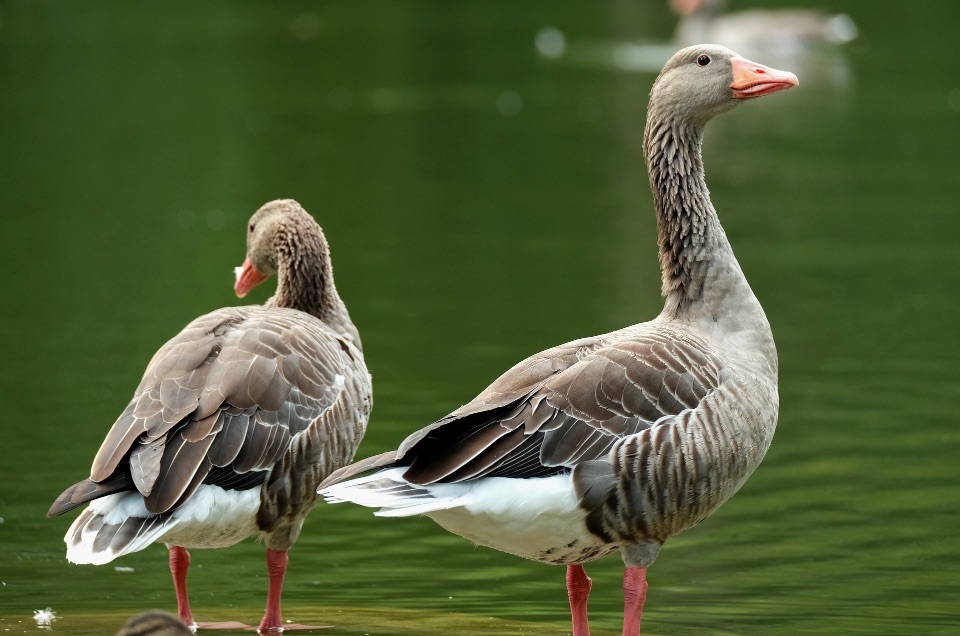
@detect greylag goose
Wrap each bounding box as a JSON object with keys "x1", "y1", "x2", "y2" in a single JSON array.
[
  {"x1": 48, "y1": 199, "x2": 373, "y2": 633},
  {"x1": 320, "y1": 45, "x2": 795, "y2": 634}
]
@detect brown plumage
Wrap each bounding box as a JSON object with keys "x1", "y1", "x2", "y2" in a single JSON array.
[
  {"x1": 49, "y1": 199, "x2": 372, "y2": 633},
  {"x1": 115, "y1": 610, "x2": 192, "y2": 636},
  {"x1": 321, "y1": 46, "x2": 796, "y2": 635}
]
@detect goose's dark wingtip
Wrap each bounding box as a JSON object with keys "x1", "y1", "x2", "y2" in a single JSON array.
[
  {"x1": 48, "y1": 480, "x2": 94, "y2": 517},
  {"x1": 47, "y1": 475, "x2": 135, "y2": 517}
]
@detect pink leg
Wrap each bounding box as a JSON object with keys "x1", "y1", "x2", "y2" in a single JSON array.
[
  {"x1": 167, "y1": 547, "x2": 321, "y2": 632},
  {"x1": 168, "y1": 546, "x2": 196, "y2": 629},
  {"x1": 622, "y1": 566, "x2": 648, "y2": 636},
  {"x1": 566, "y1": 564, "x2": 592, "y2": 636},
  {"x1": 258, "y1": 549, "x2": 289, "y2": 633}
]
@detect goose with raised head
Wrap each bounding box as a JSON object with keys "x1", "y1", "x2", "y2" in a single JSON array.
[
  {"x1": 320, "y1": 45, "x2": 795, "y2": 634},
  {"x1": 49, "y1": 199, "x2": 373, "y2": 633}
]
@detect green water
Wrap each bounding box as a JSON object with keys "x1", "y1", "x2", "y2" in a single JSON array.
[{"x1": 1, "y1": 1, "x2": 958, "y2": 634}]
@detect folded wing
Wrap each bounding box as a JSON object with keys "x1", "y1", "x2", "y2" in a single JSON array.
[{"x1": 49, "y1": 306, "x2": 349, "y2": 517}]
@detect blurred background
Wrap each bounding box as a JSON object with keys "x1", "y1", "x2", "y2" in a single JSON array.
[{"x1": 1, "y1": 1, "x2": 958, "y2": 634}]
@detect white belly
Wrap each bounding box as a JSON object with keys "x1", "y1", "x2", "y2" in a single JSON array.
[
  {"x1": 425, "y1": 474, "x2": 617, "y2": 565},
  {"x1": 157, "y1": 486, "x2": 262, "y2": 549}
]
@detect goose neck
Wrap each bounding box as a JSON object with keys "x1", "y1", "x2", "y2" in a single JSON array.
[
  {"x1": 643, "y1": 116, "x2": 735, "y2": 317},
  {"x1": 270, "y1": 231, "x2": 362, "y2": 350},
  {"x1": 271, "y1": 231, "x2": 331, "y2": 315}
]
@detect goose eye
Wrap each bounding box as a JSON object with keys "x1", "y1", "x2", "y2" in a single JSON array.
[{"x1": 697, "y1": 54, "x2": 711, "y2": 67}]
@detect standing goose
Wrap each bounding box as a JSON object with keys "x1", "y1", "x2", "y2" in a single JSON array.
[
  {"x1": 49, "y1": 199, "x2": 373, "y2": 633},
  {"x1": 320, "y1": 46, "x2": 795, "y2": 635}
]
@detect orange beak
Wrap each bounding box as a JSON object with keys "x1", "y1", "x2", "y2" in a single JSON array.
[
  {"x1": 730, "y1": 57, "x2": 799, "y2": 99},
  {"x1": 669, "y1": 0, "x2": 703, "y2": 16},
  {"x1": 234, "y1": 257, "x2": 269, "y2": 298}
]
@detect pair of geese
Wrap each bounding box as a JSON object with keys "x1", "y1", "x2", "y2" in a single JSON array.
[{"x1": 49, "y1": 45, "x2": 797, "y2": 635}]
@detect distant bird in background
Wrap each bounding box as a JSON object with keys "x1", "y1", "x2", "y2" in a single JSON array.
[
  {"x1": 321, "y1": 45, "x2": 795, "y2": 635},
  {"x1": 671, "y1": 0, "x2": 858, "y2": 54},
  {"x1": 537, "y1": 0, "x2": 855, "y2": 81},
  {"x1": 49, "y1": 199, "x2": 372, "y2": 633}
]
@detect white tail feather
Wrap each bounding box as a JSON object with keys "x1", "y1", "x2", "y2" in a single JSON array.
[
  {"x1": 63, "y1": 486, "x2": 261, "y2": 564},
  {"x1": 65, "y1": 500, "x2": 177, "y2": 565},
  {"x1": 321, "y1": 467, "x2": 469, "y2": 517}
]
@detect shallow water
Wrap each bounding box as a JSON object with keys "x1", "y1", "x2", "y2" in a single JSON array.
[{"x1": 1, "y1": 1, "x2": 959, "y2": 634}]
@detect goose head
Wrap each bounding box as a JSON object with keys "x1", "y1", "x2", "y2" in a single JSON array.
[
  {"x1": 650, "y1": 44, "x2": 798, "y2": 126},
  {"x1": 234, "y1": 199, "x2": 321, "y2": 299}
]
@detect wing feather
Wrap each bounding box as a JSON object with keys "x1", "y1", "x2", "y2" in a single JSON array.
[
  {"x1": 205, "y1": 408, "x2": 252, "y2": 467},
  {"x1": 362, "y1": 328, "x2": 727, "y2": 487}
]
